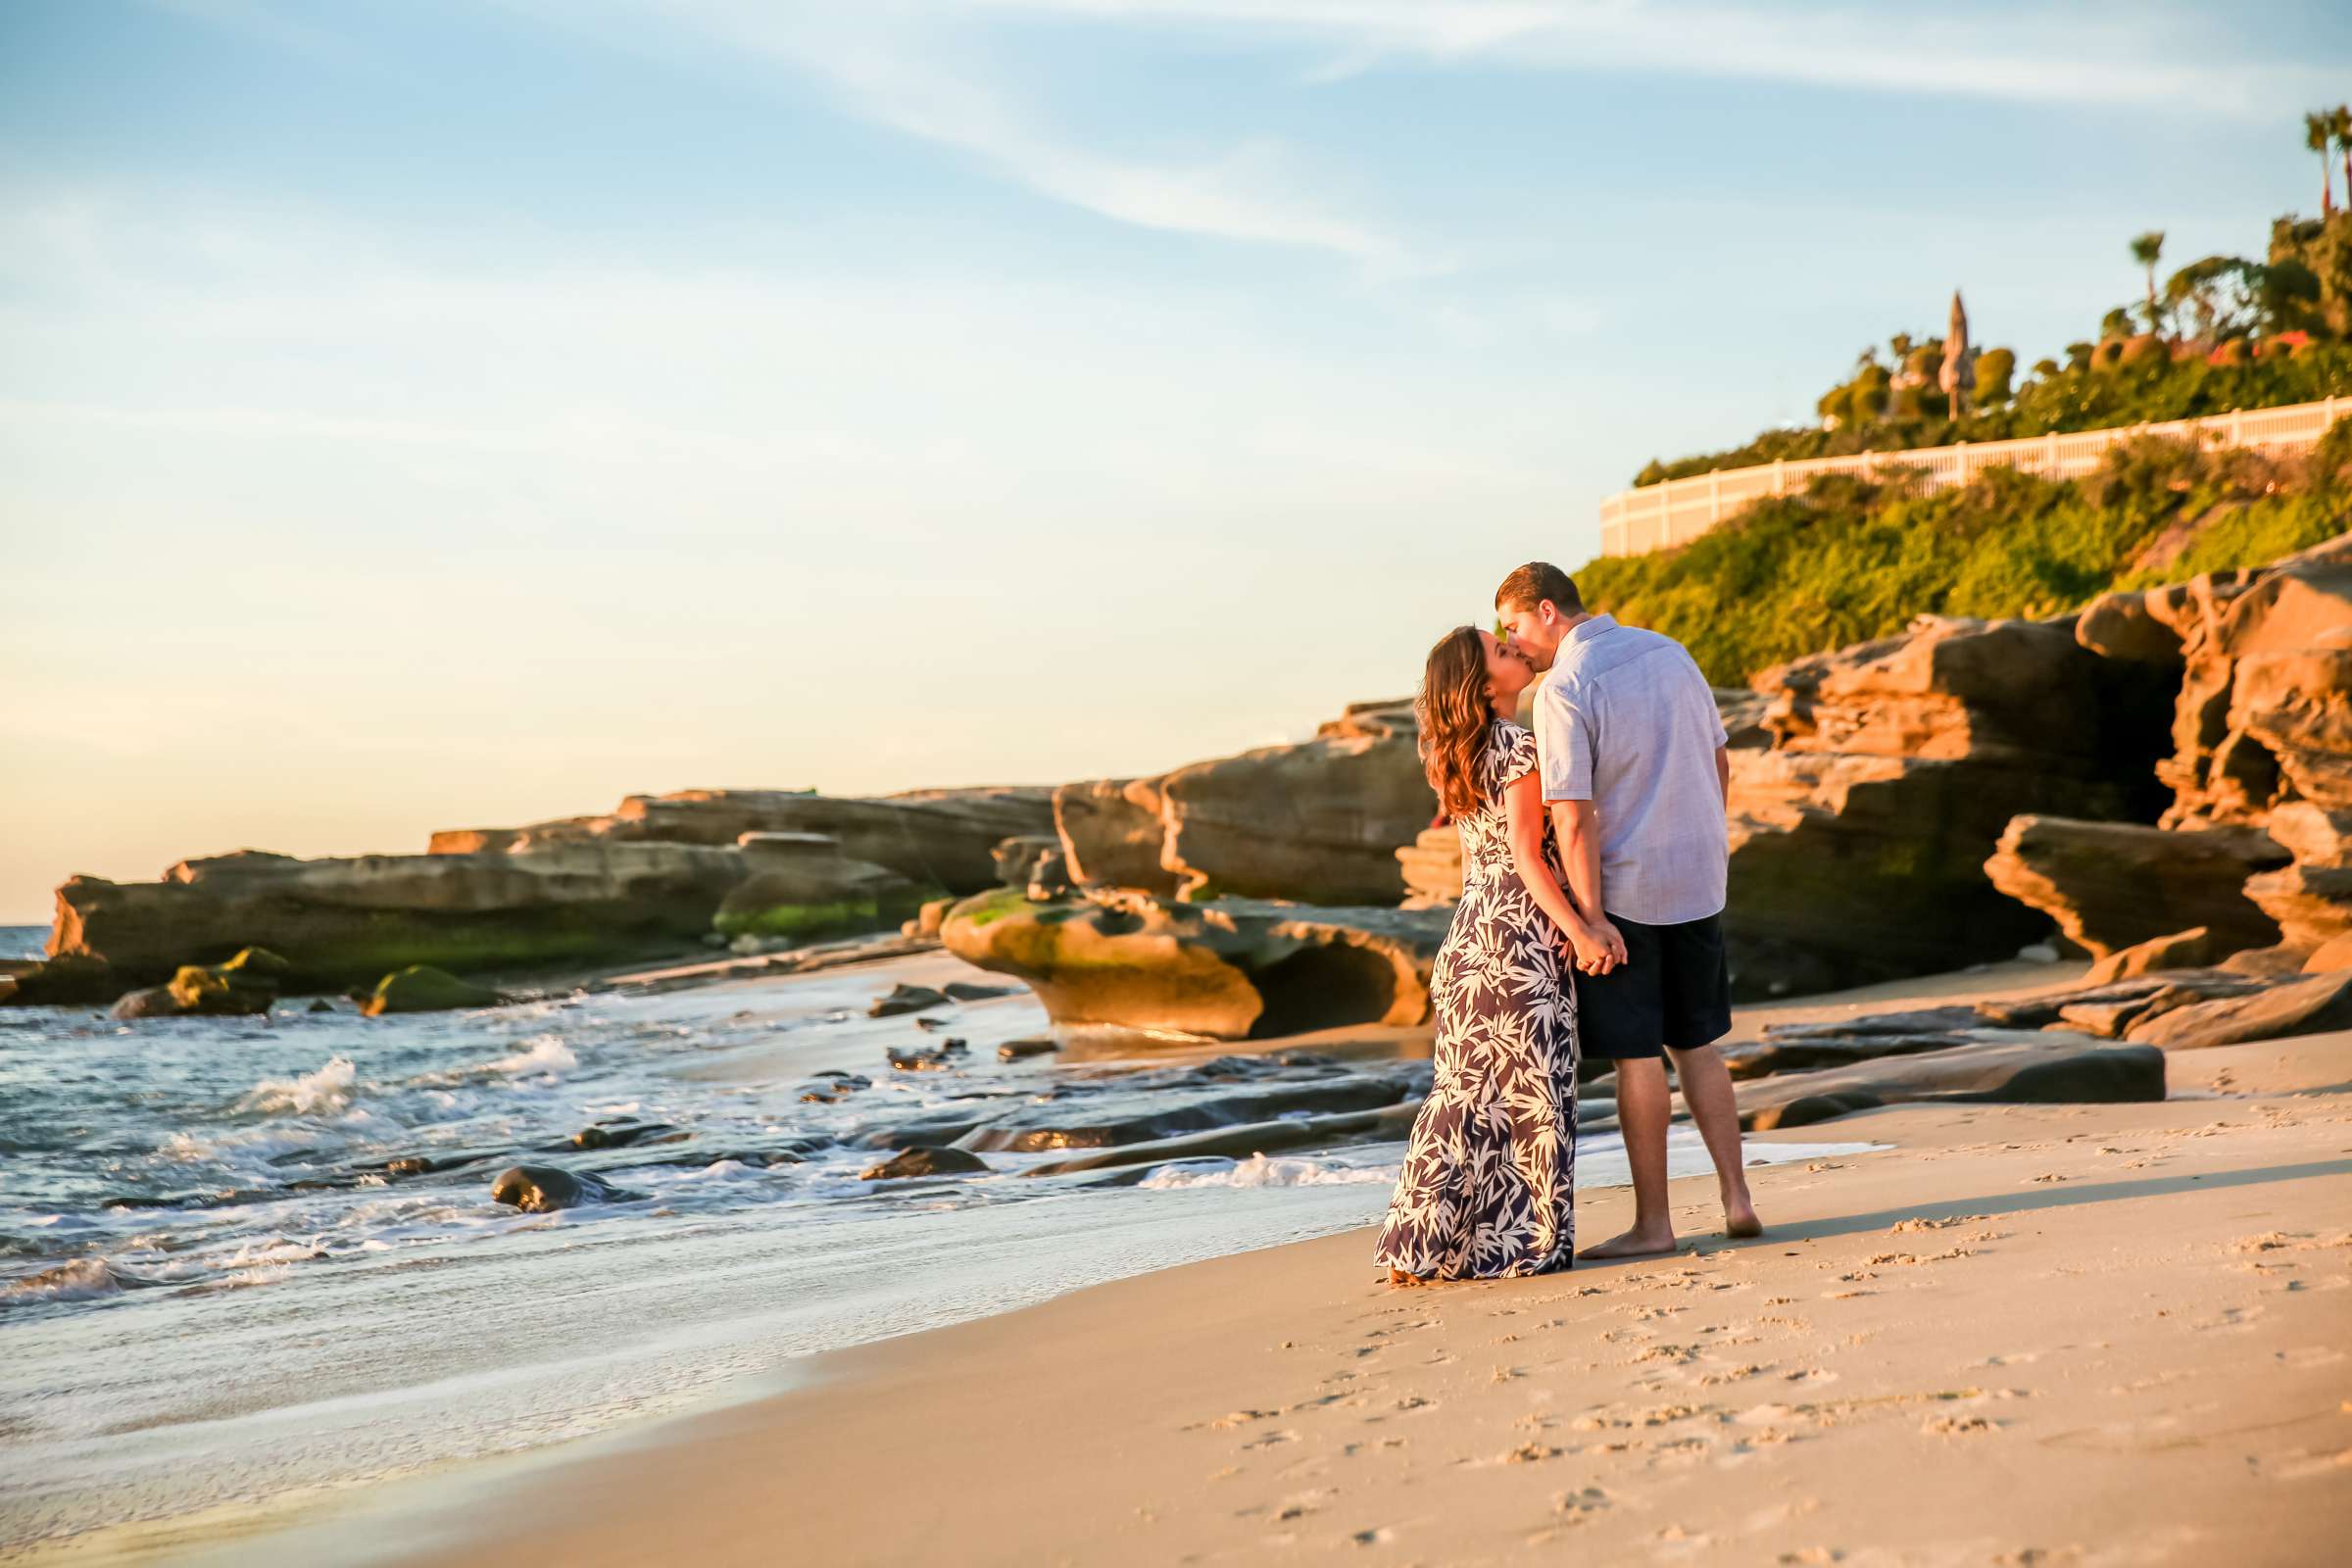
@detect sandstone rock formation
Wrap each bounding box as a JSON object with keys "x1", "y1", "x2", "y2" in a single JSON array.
[
  {"x1": 1722, "y1": 613, "x2": 2176, "y2": 997},
  {"x1": 38, "y1": 844, "x2": 752, "y2": 994},
  {"x1": 714, "y1": 832, "x2": 931, "y2": 942},
  {"x1": 1156, "y1": 700, "x2": 1433, "y2": 906},
  {"x1": 991, "y1": 834, "x2": 1060, "y2": 889},
  {"x1": 1396, "y1": 824, "x2": 1463, "y2": 907},
  {"x1": 1981, "y1": 816, "x2": 2288, "y2": 958},
  {"x1": 1052, "y1": 777, "x2": 1179, "y2": 895},
  {"x1": 2242, "y1": 802, "x2": 2352, "y2": 954},
  {"x1": 941, "y1": 887, "x2": 1450, "y2": 1041},
  {"x1": 2157, "y1": 535, "x2": 2352, "y2": 829},
  {"x1": 2083, "y1": 926, "x2": 2230, "y2": 984},
  {"x1": 2124, "y1": 968, "x2": 2352, "y2": 1050},
  {"x1": 1735, "y1": 1035, "x2": 2165, "y2": 1130},
  {"x1": 434, "y1": 786, "x2": 1054, "y2": 894}
]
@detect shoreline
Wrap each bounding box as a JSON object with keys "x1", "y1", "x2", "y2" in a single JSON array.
[
  {"x1": 297, "y1": 1029, "x2": 2352, "y2": 1567},
  {"x1": 23, "y1": 958, "x2": 2352, "y2": 1568}
]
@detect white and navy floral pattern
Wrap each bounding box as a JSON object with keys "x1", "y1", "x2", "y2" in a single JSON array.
[{"x1": 1374, "y1": 721, "x2": 1577, "y2": 1279}]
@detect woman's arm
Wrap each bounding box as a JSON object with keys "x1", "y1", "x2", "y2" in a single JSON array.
[{"x1": 1503, "y1": 770, "x2": 1607, "y2": 967}]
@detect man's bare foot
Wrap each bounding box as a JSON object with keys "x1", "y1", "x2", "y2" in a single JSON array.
[{"x1": 1578, "y1": 1227, "x2": 1678, "y2": 1260}]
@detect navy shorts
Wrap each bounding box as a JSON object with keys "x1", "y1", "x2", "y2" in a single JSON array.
[{"x1": 1573, "y1": 910, "x2": 1733, "y2": 1060}]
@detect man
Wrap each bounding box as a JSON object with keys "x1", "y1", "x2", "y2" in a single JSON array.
[{"x1": 1494, "y1": 562, "x2": 1762, "y2": 1257}]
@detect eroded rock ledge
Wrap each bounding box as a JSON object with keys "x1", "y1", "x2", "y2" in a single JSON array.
[{"x1": 940, "y1": 887, "x2": 1451, "y2": 1042}]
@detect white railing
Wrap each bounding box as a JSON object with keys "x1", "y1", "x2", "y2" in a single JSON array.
[{"x1": 1597, "y1": 395, "x2": 2349, "y2": 558}]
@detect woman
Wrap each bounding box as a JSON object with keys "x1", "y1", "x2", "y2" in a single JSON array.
[{"x1": 1374, "y1": 626, "x2": 1606, "y2": 1283}]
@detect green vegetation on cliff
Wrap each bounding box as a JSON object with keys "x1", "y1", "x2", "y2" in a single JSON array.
[
  {"x1": 1579, "y1": 426, "x2": 2352, "y2": 687},
  {"x1": 1634, "y1": 187, "x2": 2352, "y2": 488}
]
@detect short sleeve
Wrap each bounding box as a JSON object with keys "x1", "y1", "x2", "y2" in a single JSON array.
[
  {"x1": 1536, "y1": 677, "x2": 1594, "y2": 802},
  {"x1": 1685, "y1": 649, "x2": 1730, "y2": 748},
  {"x1": 1495, "y1": 722, "x2": 1539, "y2": 787}
]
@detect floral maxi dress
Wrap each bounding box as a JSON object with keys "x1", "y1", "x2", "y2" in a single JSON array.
[{"x1": 1374, "y1": 721, "x2": 1577, "y2": 1279}]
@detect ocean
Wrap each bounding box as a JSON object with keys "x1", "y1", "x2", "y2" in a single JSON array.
[{"x1": 0, "y1": 927, "x2": 1867, "y2": 1551}]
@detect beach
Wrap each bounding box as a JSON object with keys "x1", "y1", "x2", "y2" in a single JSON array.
[{"x1": 15, "y1": 960, "x2": 2335, "y2": 1567}]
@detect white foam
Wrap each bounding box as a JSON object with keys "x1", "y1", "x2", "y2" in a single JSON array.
[
  {"x1": 488, "y1": 1038, "x2": 578, "y2": 1077},
  {"x1": 3, "y1": 1257, "x2": 132, "y2": 1301},
  {"x1": 1140, "y1": 1153, "x2": 1401, "y2": 1191},
  {"x1": 241, "y1": 1056, "x2": 359, "y2": 1115}
]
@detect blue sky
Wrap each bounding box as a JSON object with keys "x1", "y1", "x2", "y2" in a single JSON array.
[{"x1": 3, "y1": 1, "x2": 2347, "y2": 920}]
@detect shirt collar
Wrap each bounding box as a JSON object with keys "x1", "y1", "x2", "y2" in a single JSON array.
[{"x1": 1566, "y1": 612, "x2": 1618, "y2": 646}]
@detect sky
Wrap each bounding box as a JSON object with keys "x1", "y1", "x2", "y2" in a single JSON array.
[{"x1": 3, "y1": 1, "x2": 2348, "y2": 922}]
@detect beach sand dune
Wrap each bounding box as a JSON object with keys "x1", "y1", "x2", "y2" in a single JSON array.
[{"x1": 302, "y1": 1027, "x2": 2352, "y2": 1568}]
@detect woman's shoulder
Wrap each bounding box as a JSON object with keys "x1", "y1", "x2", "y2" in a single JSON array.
[{"x1": 1481, "y1": 719, "x2": 1537, "y2": 776}]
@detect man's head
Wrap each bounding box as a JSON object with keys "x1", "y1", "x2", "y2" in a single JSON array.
[{"x1": 1493, "y1": 561, "x2": 1587, "y2": 671}]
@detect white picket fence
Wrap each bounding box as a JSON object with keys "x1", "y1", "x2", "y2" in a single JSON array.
[{"x1": 1597, "y1": 395, "x2": 2350, "y2": 558}]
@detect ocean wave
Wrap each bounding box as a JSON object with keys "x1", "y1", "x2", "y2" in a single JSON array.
[
  {"x1": 488, "y1": 1038, "x2": 578, "y2": 1077},
  {"x1": 241, "y1": 1056, "x2": 360, "y2": 1115},
  {"x1": 2, "y1": 1257, "x2": 158, "y2": 1302},
  {"x1": 1139, "y1": 1154, "x2": 1400, "y2": 1191}
]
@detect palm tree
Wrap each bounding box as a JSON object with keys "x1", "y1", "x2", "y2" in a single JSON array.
[
  {"x1": 2130, "y1": 231, "x2": 2164, "y2": 327},
  {"x1": 2308, "y1": 111, "x2": 2336, "y2": 216},
  {"x1": 2335, "y1": 105, "x2": 2352, "y2": 213}
]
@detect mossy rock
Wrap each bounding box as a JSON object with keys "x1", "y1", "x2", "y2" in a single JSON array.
[{"x1": 364, "y1": 964, "x2": 505, "y2": 1016}]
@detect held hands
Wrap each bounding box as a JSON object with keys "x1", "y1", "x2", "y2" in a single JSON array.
[{"x1": 1562, "y1": 916, "x2": 1629, "y2": 977}]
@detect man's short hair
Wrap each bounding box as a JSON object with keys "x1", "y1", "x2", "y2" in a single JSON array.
[{"x1": 1494, "y1": 562, "x2": 1584, "y2": 617}]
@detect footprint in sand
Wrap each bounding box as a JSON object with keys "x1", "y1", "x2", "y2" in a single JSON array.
[
  {"x1": 1349, "y1": 1526, "x2": 1394, "y2": 1546},
  {"x1": 1921, "y1": 1413, "x2": 1997, "y2": 1437},
  {"x1": 1242, "y1": 1429, "x2": 1301, "y2": 1449},
  {"x1": 2263, "y1": 1446, "x2": 2352, "y2": 1481}
]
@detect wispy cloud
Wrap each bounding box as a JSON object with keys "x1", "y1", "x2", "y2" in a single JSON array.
[
  {"x1": 958, "y1": 0, "x2": 2339, "y2": 116},
  {"x1": 488, "y1": 0, "x2": 1435, "y2": 272}
]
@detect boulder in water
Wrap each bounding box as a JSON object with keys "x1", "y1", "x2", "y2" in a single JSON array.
[
  {"x1": 365, "y1": 965, "x2": 504, "y2": 1016},
  {"x1": 859, "y1": 1146, "x2": 990, "y2": 1180},
  {"x1": 869, "y1": 983, "x2": 950, "y2": 1018},
  {"x1": 489, "y1": 1164, "x2": 640, "y2": 1211}
]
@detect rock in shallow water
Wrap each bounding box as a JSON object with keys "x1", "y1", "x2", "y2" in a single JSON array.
[
  {"x1": 859, "y1": 1146, "x2": 990, "y2": 1181},
  {"x1": 869, "y1": 983, "x2": 950, "y2": 1018},
  {"x1": 489, "y1": 1164, "x2": 643, "y2": 1211},
  {"x1": 365, "y1": 964, "x2": 504, "y2": 1016}
]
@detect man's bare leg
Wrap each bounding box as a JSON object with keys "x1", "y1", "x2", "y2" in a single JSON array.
[
  {"x1": 1665, "y1": 1043, "x2": 1763, "y2": 1239},
  {"x1": 1579, "y1": 1055, "x2": 1678, "y2": 1259}
]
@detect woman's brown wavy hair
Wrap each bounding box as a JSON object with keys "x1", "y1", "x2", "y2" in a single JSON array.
[{"x1": 1417, "y1": 625, "x2": 1496, "y2": 819}]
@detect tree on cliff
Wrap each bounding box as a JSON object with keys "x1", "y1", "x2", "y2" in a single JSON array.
[
  {"x1": 2308, "y1": 110, "x2": 2337, "y2": 216},
  {"x1": 2130, "y1": 231, "x2": 2165, "y2": 333}
]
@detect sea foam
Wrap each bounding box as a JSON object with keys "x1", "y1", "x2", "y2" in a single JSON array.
[
  {"x1": 1139, "y1": 1154, "x2": 1400, "y2": 1191},
  {"x1": 240, "y1": 1056, "x2": 360, "y2": 1115}
]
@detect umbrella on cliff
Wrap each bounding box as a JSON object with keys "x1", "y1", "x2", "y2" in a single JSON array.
[{"x1": 1939, "y1": 289, "x2": 1971, "y2": 420}]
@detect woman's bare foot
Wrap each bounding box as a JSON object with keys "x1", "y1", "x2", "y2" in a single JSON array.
[
  {"x1": 1577, "y1": 1225, "x2": 1678, "y2": 1260},
  {"x1": 1724, "y1": 1200, "x2": 1764, "y2": 1240},
  {"x1": 1387, "y1": 1268, "x2": 1429, "y2": 1288}
]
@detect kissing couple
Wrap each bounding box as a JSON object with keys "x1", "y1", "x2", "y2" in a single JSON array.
[{"x1": 1375, "y1": 562, "x2": 1763, "y2": 1283}]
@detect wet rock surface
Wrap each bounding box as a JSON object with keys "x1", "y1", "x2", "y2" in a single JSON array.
[
  {"x1": 869, "y1": 983, "x2": 951, "y2": 1017},
  {"x1": 489, "y1": 1164, "x2": 645, "y2": 1212},
  {"x1": 860, "y1": 1146, "x2": 990, "y2": 1181},
  {"x1": 365, "y1": 964, "x2": 505, "y2": 1016}
]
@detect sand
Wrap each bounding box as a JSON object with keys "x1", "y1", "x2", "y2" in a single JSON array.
[
  {"x1": 292, "y1": 1032, "x2": 2352, "y2": 1566},
  {"x1": 41, "y1": 964, "x2": 2352, "y2": 1567}
]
